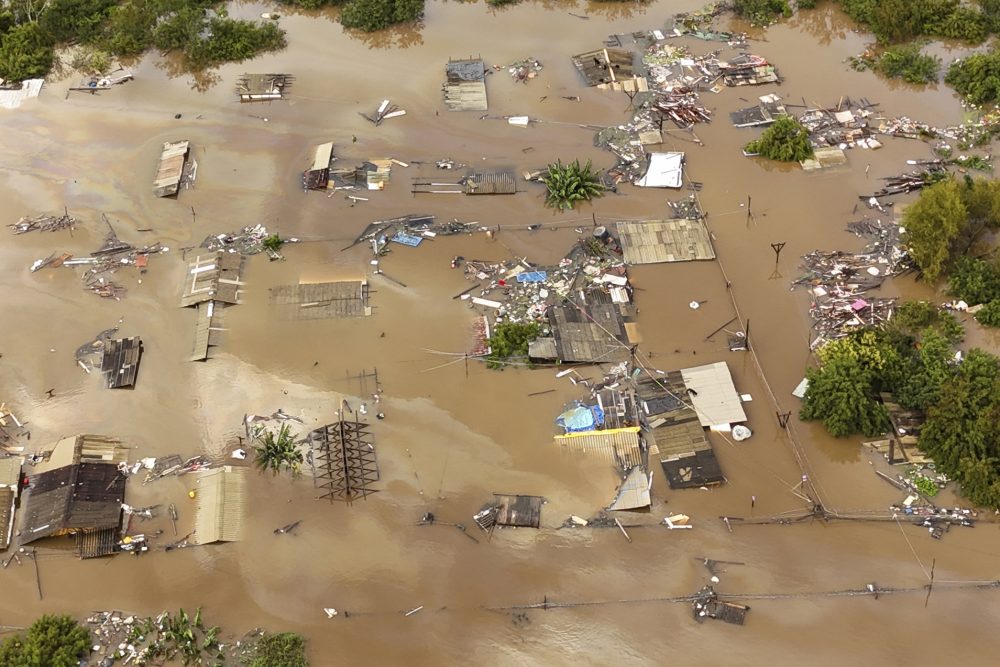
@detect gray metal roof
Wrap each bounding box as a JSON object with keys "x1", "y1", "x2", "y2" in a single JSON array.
[
  {"x1": 192, "y1": 466, "x2": 247, "y2": 545},
  {"x1": 616, "y1": 219, "x2": 716, "y2": 265}
]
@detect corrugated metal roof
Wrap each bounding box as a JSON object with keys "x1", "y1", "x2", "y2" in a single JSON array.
[
  {"x1": 311, "y1": 142, "x2": 334, "y2": 171},
  {"x1": 680, "y1": 362, "x2": 747, "y2": 427},
  {"x1": 616, "y1": 219, "x2": 715, "y2": 265},
  {"x1": 192, "y1": 466, "x2": 247, "y2": 545},
  {"x1": 555, "y1": 427, "x2": 643, "y2": 469}
]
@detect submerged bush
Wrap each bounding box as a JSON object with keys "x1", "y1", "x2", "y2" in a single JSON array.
[
  {"x1": 339, "y1": 0, "x2": 424, "y2": 31},
  {"x1": 733, "y1": 0, "x2": 792, "y2": 25},
  {"x1": 873, "y1": 43, "x2": 940, "y2": 84},
  {"x1": 0, "y1": 22, "x2": 54, "y2": 82},
  {"x1": 184, "y1": 18, "x2": 286, "y2": 70},
  {"x1": 744, "y1": 116, "x2": 814, "y2": 162},
  {"x1": 486, "y1": 322, "x2": 541, "y2": 369}
]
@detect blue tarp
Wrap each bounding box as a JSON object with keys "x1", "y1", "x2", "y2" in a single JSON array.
[
  {"x1": 556, "y1": 403, "x2": 606, "y2": 433},
  {"x1": 392, "y1": 233, "x2": 423, "y2": 247},
  {"x1": 516, "y1": 271, "x2": 548, "y2": 283}
]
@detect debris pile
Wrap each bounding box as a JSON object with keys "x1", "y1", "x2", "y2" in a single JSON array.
[
  {"x1": 360, "y1": 99, "x2": 406, "y2": 126},
  {"x1": 795, "y1": 217, "x2": 911, "y2": 349},
  {"x1": 501, "y1": 57, "x2": 543, "y2": 82},
  {"x1": 797, "y1": 98, "x2": 881, "y2": 148},
  {"x1": 200, "y1": 224, "x2": 296, "y2": 257},
  {"x1": 692, "y1": 586, "x2": 749, "y2": 625},
  {"x1": 8, "y1": 212, "x2": 78, "y2": 234}
]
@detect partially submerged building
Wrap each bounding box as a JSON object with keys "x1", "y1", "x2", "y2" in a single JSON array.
[
  {"x1": 730, "y1": 93, "x2": 787, "y2": 128},
  {"x1": 572, "y1": 48, "x2": 636, "y2": 87},
  {"x1": 303, "y1": 142, "x2": 335, "y2": 190},
  {"x1": 270, "y1": 281, "x2": 371, "y2": 319},
  {"x1": 529, "y1": 300, "x2": 635, "y2": 364},
  {"x1": 101, "y1": 336, "x2": 143, "y2": 389},
  {"x1": 19, "y1": 435, "x2": 129, "y2": 554},
  {"x1": 412, "y1": 170, "x2": 517, "y2": 195},
  {"x1": 236, "y1": 73, "x2": 292, "y2": 102},
  {"x1": 181, "y1": 252, "x2": 245, "y2": 361},
  {"x1": 154, "y1": 140, "x2": 193, "y2": 198},
  {"x1": 443, "y1": 58, "x2": 488, "y2": 112},
  {"x1": 192, "y1": 466, "x2": 246, "y2": 545}
]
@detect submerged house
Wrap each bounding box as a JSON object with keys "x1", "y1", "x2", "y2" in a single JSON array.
[
  {"x1": 303, "y1": 142, "x2": 335, "y2": 191},
  {"x1": 572, "y1": 48, "x2": 636, "y2": 87},
  {"x1": 18, "y1": 435, "x2": 128, "y2": 554},
  {"x1": 443, "y1": 58, "x2": 488, "y2": 112},
  {"x1": 236, "y1": 73, "x2": 292, "y2": 102},
  {"x1": 154, "y1": 140, "x2": 193, "y2": 198},
  {"x1": 192, "y1": 466, "x2": 247, "y2": 545}
]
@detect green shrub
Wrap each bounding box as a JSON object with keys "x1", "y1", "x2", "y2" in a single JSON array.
[
  {"x1": 873, "y1": 43, "x2": 940, "y2": 84},
  {"x1": 152, "y1": 6, "x2": 207, "y2": 52},
  {"x1": 339, "y1": 0, "x2": 424, "y2": 32},
  {"x1": 745, "y1": 116, "x2": 814, "y2": 162}
]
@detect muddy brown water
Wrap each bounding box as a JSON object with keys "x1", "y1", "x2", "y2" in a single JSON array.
[{"x1": 2, "y1": 2, "x2": 1000, "y2": 665}]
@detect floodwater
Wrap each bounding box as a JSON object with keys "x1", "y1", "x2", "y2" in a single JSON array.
[{"x1": 2, "y1": 1, "x2": 1000, "y2": 664}]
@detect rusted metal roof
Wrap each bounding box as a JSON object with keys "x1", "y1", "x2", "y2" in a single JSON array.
[
  {"x1": 572, "y1": 48, "x2": 635, "y2": 86},
  {"x1": 494, "y1": 494, "x2": 542, "y2": 528},
  {"x1": 555, "y1": 427, "x2": 644, "y2": 469},
  {"x1": 192, "y1": 466, "x2": 247, "y2": 545},
  {"x1": 20, "y1": 462, "x2": 125, "y2": 542}
]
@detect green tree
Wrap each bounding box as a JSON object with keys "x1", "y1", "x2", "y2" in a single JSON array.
[
  {"x1": 873, "y1": 43, "x2": 940, "y2": 84},
  {"x1": 246, "y1": 632, "x2": 308, "y2": 667},
  {"x1": 745, "y1": 116, "x2": 814, "y2": 162},
  {"x1": 152, "y1": 6, "x2": 207, "y2": 52},
  {"x1": 946, "y1": 50, "x2": 1000, "y2": 104},
  {"x1": 975, "y1": 299, "x2": 1000, "y2": 327},
  {"x1": 540, "y1": 159, "x2": 605, "y2": 210},
  {"x1": 902, "y1": 178, "x2": 967, "y2": 283},
  {"x1": 799, "y1": 331, "x2": 895, "y2": 437},
  {"x1": 486, "y1": 321, "x2": 540, "y2": 369},
  {"x1": 894, "y1": 328, "x2": 953, "y2": 410},
  {"x1": 0, "y1": 614, "x2": 90, "y2": 667},
  {"x1": 0, "y1": 22, "x2": 54, "y2": 82},
  {"x1": 253, "y1": 423, "x2": 303, "y2": 476},
  {"x1": 38, "y1": 0, "x2": 117, "y2": 43},
  {"x1": 920, "y1": 349, "x2": 1000, "y2": 507},
  {"x1": 185, "y1": 18, "x2": 286, "y2": 70},
  {"x1": 948, "y1": 257, "x2": 1000, "y2": 305}
]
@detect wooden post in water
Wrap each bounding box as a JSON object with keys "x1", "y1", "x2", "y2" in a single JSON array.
[
  {"x1": 744, "y1": 319, "x2": 751, "y2": 352},
  {"x1": 30, "y1": 548, "x2": 42, "y2": 600}
]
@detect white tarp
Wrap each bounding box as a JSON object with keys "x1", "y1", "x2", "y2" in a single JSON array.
[
  {"x1": 0, "y1": 79, "x2": 43, "y2": 110},
  {"x1": 636, "y1": 152, "x2": 684, "y2": 188}
]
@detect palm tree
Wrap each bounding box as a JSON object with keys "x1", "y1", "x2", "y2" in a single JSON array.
[
  {"x1": 252, "y1": 423, "x2": 303, "y2": 476},
  {"x1": 540, "y1": 159, "x2": 605, "y2": 210}
]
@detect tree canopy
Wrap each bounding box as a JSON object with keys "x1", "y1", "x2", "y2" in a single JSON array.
[
  {"x1": 0, "y1": 614, "x2": 90, "y2": 667},
  {"x1": 744, "y1": 116, "x2": 814, "y2": 162},
  {"x1": 339, "y1": 0, "x2": 424, "y2": 32},
  {"x1": 903, "y1": 178, "x2": 967, "y2": 283}
]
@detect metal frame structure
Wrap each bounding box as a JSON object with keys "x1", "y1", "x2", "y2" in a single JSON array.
[{"x1": 306, "y1": 419, "x2": 379, "y2": 503}]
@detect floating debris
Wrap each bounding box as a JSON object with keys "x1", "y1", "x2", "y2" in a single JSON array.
[
  {"x1": 9, "y1": 211, "x2": 78, "y2": 234},
  {"x1": 360, "y1": 99, "x2": 406, "y2": 126},
  {"x1": 500, "y1": 57, "x2": 543, "y2": 83}
]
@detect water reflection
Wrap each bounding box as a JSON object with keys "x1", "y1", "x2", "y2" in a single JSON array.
[
  {"x1": 786, "y1": 3, "x2": 853, "y2": 47},
  {"x1": 346, "y1": 22, "x2": 425, "y2": 49},
  {"x1": 154, "y1": 53, "x2": 222, "y2": 92},
  {"x1": 584, "y1": 0, "x2": 651, "y2": 21}
]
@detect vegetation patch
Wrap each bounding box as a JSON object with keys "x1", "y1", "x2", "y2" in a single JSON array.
[
  {"x1": 834, "y1": 0, "x2": 989, "y2": 44},
  {"x1": 0, "y1": 614, "x2": 90, "y2": 667},
  {"x1": 903, "y1": 177, "x2": 1000, "y2": 283},
  {"x1": 732, "y1": 0, "x2": 792, "y2": 26},
  {"x1": 744, "y1": 116, "x2": 813, "y2": 162},
  {"x1": 486, "y1": 322, "x2": 540, "y2": 369},
  {"x1": 339, "y1": 0, "x2": 425, "y2": 32},
  {"x1": 0, "y1": 1, "x2": 287, "y2": 82},
  {"x1": 540, "y1": 159, "x2": 605, "y2": 210},
  {"x1": 871, "y1": 43, "x2": 940, "y2": 84},
  {"x1": 245, "y1": 632, "x2": 309, "y2": 667},
  {"x1": 946, "y1": 49, "x2": 1000, "y2": 105},
  {"x1": 253, "y1": 423, "x2": 304, "y2": 476}
]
